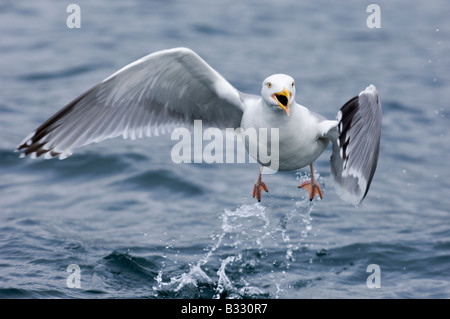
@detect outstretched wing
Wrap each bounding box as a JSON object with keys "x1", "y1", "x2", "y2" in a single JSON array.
[
  {"x1": 325, "y1": 85, "x2": 382, "y2": 206},
  {"x1": 17, "y1": 47, "x2": 251, "y2": 159}
]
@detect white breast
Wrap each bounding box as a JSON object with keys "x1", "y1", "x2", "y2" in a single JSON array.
[{"x1": 241, "y1": 101, "x2": 329, "y2": 171}]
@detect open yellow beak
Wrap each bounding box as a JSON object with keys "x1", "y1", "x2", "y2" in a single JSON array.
[{"x1": 271, "y1": 87, "x2": 291, "y2": 116}]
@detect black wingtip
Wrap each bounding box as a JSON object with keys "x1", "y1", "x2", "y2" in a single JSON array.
[{"x1": 337, "y1": 95, "x2": 359, "y2": 168}]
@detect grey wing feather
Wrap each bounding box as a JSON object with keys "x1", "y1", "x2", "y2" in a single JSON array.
[
  {"x1": 326, "y1": 84, "x2": 382, "y2": 206},
  {"x1": 17, "y1": 47, "x2": 249, "y2": 159}
]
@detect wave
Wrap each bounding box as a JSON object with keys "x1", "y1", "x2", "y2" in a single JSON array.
[
  {"x1": 17, "y1": 63, "x2": 108, "y2": 82},
  {"x1": 117, "y1": 169, "x2": 204, "y2": 196}
]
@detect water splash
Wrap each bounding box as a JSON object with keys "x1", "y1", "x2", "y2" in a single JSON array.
[
  {"x1": 213, "y1": 254, "x2": 242, "y2": 299},
  {"x1": 278, "y1": 198, "x2": 315, "y2": 263},
  {"x1": 153, "y1": 199, "x2": 316, "y2": 298}
]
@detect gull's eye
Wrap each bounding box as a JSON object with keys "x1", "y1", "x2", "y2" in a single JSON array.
[
  {"x1": 291, "y1": 81, "x2": 295, "y2": 88},
  {"x1": 266, "y1": 82, "x2": 272, "y2": 88}
]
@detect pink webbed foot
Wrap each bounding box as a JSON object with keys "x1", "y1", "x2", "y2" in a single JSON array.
[
  {"x1": 253, "y1": 180, "x2": 268, "y2": 202},
  {"x1": 253, "y1": 166, "x2": 268, "y2": 202},
  {"x1": 298, "y1": 180, "x2": 323, "y2": 201}
]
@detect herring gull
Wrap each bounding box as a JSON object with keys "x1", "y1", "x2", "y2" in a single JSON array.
[{"x1": 17, "y1": 47, "x2": 382, "y2": 206}]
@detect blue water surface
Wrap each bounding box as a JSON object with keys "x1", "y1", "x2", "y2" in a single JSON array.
[{"x1": 1, "y1": 0, "x2": 449, "y2": 298}]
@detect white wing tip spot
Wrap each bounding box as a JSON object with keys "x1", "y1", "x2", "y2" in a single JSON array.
[{"x1": 360, "y1": 84, "x2": 378, "y2": 97}]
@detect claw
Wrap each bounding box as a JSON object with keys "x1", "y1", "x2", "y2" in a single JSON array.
[
  {"x1": 299, "y1": 180, "x2": 323, "y2": 201},
  {"x1": 252, "y1": 166, "x2": 268, "y2": 202},
  {"x1": 253, "y1": 181, "x2": 268, "y2": 202}
]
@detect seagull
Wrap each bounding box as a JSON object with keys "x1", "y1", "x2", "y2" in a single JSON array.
[{"x1": 17, "y1": 47, "x2": 382, "y2": 206}]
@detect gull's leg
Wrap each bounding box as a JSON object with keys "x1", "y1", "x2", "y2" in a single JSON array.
[
  {"x1": 253, "y1": 165, "x2": 268, "y2": 202},
  {"x1": 298, "y1": 163, "x2": 323, "y2": 201}
]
